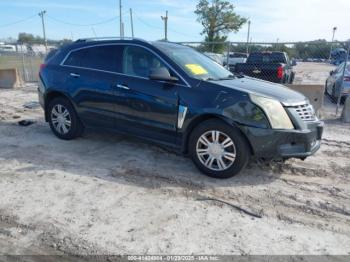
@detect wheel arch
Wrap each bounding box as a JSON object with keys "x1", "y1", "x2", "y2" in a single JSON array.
[{"x1": 182, "y1": 114, "x2": 254, "y2": 156}]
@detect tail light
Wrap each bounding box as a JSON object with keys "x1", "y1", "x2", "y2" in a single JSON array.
[
  {"x1": 39, "y1": 63, "x2": 46, "y2": 72},
  {"x1": 39, "y1": 63, "x2": 46, "y2": 76},
  {"x1": 277, "y1": 66, "x2": 284, "y2": 79}
]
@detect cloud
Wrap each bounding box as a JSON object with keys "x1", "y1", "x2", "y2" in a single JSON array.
[{"x1": 232, "y1": 0, "x2": 350, "y2": 42}]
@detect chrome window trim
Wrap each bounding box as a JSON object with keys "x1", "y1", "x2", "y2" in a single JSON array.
[
  {"x1": 281, "y1": 100, "x2": 309, "y2": 107},
  {"x1": 59, "y1": 43, "x2": 191, "y2": 88}
]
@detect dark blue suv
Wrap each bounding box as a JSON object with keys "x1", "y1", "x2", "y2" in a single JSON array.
[{"x1": 38, "y1": 38, "x2": 323, "y2": 178}]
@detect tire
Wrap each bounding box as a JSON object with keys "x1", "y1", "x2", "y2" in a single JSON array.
[
  {"x1": 331, "y1": 84, "x2": 337, "y2": 103},
  {"x1": 189, "y1": 119, "x2": 250, "y2": 179},
  {"x1": 47, "y1": 97, "x2": 84, "y2": 140},
  {"x1": 289, "y1": 72, "x2": 295, "y2": 84}
]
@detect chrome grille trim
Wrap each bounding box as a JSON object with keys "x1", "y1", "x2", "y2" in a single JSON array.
[{"x1": 289, "y1": 104, "x2": 317, "y2": 122}]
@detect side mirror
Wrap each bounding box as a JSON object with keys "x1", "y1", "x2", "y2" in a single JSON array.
[{"x1": 149, "y1": 67, "x2": 178, "y2": 82}]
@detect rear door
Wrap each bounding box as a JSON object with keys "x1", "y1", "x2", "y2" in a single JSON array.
[
  {"x1": 112, "y1": 45, "x2": 180, "y2": 144},
  {"x1": 62, "y1": 45, "x2": 123, "y2": 129}
]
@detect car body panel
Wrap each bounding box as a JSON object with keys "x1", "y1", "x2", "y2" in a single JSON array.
[
  {"x1": 39, "y1": 39, "x2": 323, "y2": 162},
  {"x1": 326, "y1": 62, "x2": 350, "y2": 99}
]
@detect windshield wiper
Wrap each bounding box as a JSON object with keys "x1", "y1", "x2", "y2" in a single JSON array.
[
  {"x1": 217, "y1": 75, "x2": 236, "y2": 80},
  {"x1": 205, "y1": 75, "x2": 235, "y2": 81}
]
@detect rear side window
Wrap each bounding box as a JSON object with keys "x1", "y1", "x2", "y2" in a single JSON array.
[{"x1": 63, "y1": 45, "x2": 122, "y2": 72}]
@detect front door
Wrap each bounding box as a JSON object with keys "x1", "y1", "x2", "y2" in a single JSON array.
[{"x1": 113, "y1": 45, "x2": 180, "y2": 144}]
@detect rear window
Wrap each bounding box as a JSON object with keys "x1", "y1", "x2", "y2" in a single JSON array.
[
  {"x1": 248, "y1": 53, "x2": 286, "y2": 63},
  {"x1": 64, "y1": 45, "x2": 122, "y2": 72},
  {"x1": 229, "y1": 53, "x2": 248, "y2": 58},
  {"x1": 45, "y1": 49, "x2": 58, "y2": 62}
]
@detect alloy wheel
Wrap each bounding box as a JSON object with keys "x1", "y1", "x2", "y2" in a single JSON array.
[
  {"x1": 196, "y1": 130, "x2": 236, "y2": 171},
  {"x1": 51, "y1": 104, "x2": 71, "y2": 135}
]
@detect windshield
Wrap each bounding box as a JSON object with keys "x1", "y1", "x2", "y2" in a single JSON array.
[{"x1": 154, "y1": 42, "x2": 234, "y2": 81}]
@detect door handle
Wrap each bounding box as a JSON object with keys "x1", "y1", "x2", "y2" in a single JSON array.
[
  {"x1": 70, "y1": 73, "x2": 80, "y2": 78},
  {"x1": 117, "y1": 84, "x2": 130, "y2": 90}
]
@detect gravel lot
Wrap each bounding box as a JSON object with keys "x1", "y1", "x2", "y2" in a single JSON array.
[{"x1": 1, "y1": 69, "x2": 350, "y2": 256}]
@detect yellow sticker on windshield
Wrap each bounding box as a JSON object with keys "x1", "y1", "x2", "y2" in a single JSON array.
[{"x1": 185, "y1": 64, "x2": 208, "y2": 75}]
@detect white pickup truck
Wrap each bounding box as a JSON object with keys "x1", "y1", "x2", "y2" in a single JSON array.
[{"x1": 223, "y1": 52, "x2": 248, "y2": 71}]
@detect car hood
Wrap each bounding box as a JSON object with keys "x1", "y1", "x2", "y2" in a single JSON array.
[{"x1": 211, "y1": 77, "x2": 308, "y2": 105}]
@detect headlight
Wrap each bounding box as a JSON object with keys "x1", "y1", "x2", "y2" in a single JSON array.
[{"x1": 250, "y1": 94, "x2": 294, "y2": 129}]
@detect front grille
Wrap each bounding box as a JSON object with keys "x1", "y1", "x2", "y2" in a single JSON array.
[{"x1": 289, "y1": 104, "x2": 317, "y2": 122}]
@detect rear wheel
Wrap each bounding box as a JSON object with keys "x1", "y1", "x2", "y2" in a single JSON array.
[
  {"x1": 47, "y1": 97, "x2": 84, "y2": 140},
  {"x1": 189, "y1": 119, "x2": 250, "y2": 179}
]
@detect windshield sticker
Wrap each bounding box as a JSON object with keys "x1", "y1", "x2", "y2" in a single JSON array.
[{"x1": 185, "y1": 64, "x2": 208, "y2": 75}]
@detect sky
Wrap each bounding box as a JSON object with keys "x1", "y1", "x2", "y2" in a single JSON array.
[{"x1": 0, "y1": 0, "x2": 349, "y2": 43}]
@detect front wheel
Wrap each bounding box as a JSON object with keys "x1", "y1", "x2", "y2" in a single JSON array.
[{"x1": 189, "y1": 119, "x2": 250, "y2": 179}]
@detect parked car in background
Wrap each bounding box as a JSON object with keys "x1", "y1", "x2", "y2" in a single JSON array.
[
  {"x1": 224, "y1": 52, "x2": 248, "y2": 71},
  {"x1": 39, "y1": 38, "x2": 322, "y2": 178},
  {"x1": 204, "y1": 52, "x2": 224, "y2": 65},
  {"x1": 330, "y1": 48, "x2": 347, "y2": 66},
  {"x1": 0, "y1": 44, "x2": 16, "y2": 53},
  {"x1": 234, "y1": 51, "x2": 295, "y2": 84},
  {"x1": 325, "y1": 61, "x2": 350, "y2": 102}
]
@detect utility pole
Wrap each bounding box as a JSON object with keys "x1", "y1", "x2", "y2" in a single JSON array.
[
  {"x1": 329, "y1": 26, "x2": 337, "y2": 61},
  {"x1": 161, "y1": 11, "x2": 168, "y2": 41},
  {"x1": 246, "y1": 20, "x2": 251, "y2": 54},
  {"x1": 119, "y1": 0, "x2": 123, "y2": 37},
  {"x1": 91, "y1": 27, "x2": 97, "y2": 37},
  {"x1": 130, "y1": 8, "x2": 134, "y2": 37},
  {"x1": 38, "y1": 10, "x2": 47, "y2": 53}
]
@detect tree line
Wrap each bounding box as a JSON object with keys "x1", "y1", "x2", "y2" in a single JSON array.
[{"x1": 17, "y1": 32, "x2": 72, "y2": 46}]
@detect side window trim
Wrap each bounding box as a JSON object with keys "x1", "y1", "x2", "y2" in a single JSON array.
[{"x1": 60, "y1": 43, "x2": 190, "y2": 87}]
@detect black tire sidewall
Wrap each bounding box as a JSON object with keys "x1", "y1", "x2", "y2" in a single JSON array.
[
  {"x1": 189, "y1": 119, "x2": 250, "y2": 179},
  {"x1": 47, "y1": 97, "x2": 82, "y2": 140}
]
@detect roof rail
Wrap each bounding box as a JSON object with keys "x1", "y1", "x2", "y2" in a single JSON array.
[{"x1": 75, "y1": 37, "x2": 148, "y2": 43}]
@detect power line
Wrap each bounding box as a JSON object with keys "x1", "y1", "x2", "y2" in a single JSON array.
[
  {"x1": 46, "y1": 15, "x2": 119, "y2": 27},
  {"x1": 133, "y1": 13, "x2": 162, "y2": 30},
  {"x1": 0, "y1": 14, "x2": 37, "y2": 28},
  {"x1": 133, "y1": 10, "x2": 198, "y2": 40}
]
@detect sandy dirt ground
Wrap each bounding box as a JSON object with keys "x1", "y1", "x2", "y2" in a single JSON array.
[
  {"x1": 293, "y1": 62, "x2": 336, "y2": 85},
  {"x1": 0, "y1": 81, "x2": 350, "y2": 256}
]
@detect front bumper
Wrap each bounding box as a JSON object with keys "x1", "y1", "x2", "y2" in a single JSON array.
[{"x1": 239, "y1": 121, "x2": 324, "y2": 160}]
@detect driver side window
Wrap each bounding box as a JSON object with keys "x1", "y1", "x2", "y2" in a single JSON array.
[{"x1": 122, "y1": 46, "x2": 166, "y2": 78}]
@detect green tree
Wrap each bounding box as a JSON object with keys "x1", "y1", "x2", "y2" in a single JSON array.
[
  {"x1": 18, "y1": 33, "x2": 44, "y2": 44},
  {"x1": 195, "y1": 0, "x2": 246, "y2": 53}
]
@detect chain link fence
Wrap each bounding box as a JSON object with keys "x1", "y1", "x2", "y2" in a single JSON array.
[
  {"x1": 1, "y1": 40, "x2": 349, "y2": 111},
  {"x1": 0, "y1": 44, "x2": 48, "y2": 82},
  {"x1": 179, "y1": 41, "x2": 350, "y2": 111},
  {"x1": 179, "y1": 41, "x2": 349, "y2": 81}
]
